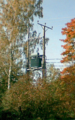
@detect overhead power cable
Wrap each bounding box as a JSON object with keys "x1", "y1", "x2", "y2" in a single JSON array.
[
  {"x1": 46, "y1": 62, "x2": 61, "y2": 63},
  {"x1": 46, "y1": 58, "x2": 62, "y2": 60}
]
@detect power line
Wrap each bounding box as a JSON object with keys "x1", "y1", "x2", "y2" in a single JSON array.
[
  {"x1": 46, "y1": 62, "x2": 62, "y2": 63},
  {"x1": 37, "y1": 16, "x2": 75, "y2": 20},
  {"x1": 46, "y1": 58, "x2": 62, "y2": 60}
]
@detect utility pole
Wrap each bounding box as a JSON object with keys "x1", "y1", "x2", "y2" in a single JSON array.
[
  {"x1": 38, "y1": 22, "x2": 53, "y2": 78},
  {"x1": 43, "y1": 25, "x2": 46, "y2": 78},
  {"x1": 26, "y1": 28, "x2": 30, "y2": 76},
  {"x1": 26, "y1": 28, "x2": 42, "y2": 76}
]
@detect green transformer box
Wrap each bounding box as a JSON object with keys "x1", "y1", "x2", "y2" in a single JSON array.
[{"x1": 31, "y1": 53, "x2": 42, "y2": 68}]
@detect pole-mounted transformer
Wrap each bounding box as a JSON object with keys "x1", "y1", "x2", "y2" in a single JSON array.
[{"x1": 31, "y1": 53, "x2": 42, "y2": 68}]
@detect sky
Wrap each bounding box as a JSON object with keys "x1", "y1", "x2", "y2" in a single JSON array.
[{"x1": 33, "y1": 0, "x2": 75, "y2": 69}]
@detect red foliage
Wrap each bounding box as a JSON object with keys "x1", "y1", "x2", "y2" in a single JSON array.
[{"x1": 61, "y1": 18, "x2": 75, "y2": 82}]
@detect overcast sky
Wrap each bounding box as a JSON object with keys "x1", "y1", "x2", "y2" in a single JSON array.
[{"x1": 33, "y1": 0, "x2": 75, "y2": 69}]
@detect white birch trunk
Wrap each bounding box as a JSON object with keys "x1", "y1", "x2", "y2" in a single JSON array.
[{"x1": 8, "y1": 41, "x2": 12, "y2": 89}]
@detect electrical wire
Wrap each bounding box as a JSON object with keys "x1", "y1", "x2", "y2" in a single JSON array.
[{"x1": 46, "y1": 58, "x2": 62, "y2": 60}]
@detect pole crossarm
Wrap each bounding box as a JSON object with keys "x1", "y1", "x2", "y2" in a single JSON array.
[{"x1": 37, "y1": 22, "x2": 53, "y2": 30}]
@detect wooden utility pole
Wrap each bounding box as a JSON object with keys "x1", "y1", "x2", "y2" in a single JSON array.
[
  {"x1": 42, "y1": 25, "x2": 46, "y2": 78},
  {"x1": 38, "y1": 22, "x2": 53, "y2": 78},
  {"x1": 26, "y1": 28, "x2": 30, "y2": 75},
  {"x1": 26, "y1": 28, "x2": 42, "y2": 74}
]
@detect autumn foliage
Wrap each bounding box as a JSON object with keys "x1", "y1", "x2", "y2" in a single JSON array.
[
  {"x1": 0, "y1": 75, "x2": 75, "y2": 120},
  {"x1": 0, "y1": 0, "x2": 75, "y2": 119},
  {"x1": 59, "y1": 18, "x2": 75, "y2": 119},
  {"x1": 61, "y1": 18, "x2": 75, "y2": 82}
]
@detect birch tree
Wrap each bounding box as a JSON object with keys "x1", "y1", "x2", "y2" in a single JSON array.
[{"x1": 0, "y1": 0, "x2": 43, "y2": 89}]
